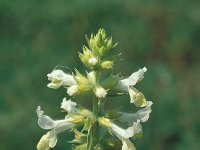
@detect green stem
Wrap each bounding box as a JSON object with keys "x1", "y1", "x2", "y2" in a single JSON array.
[
  {"x1": 87, "y1": 95, "x2": 99, "y2": 150},
  {"x1": 88, "y1": 70, "x2": 103, "y2": 149},
  {"x1": 98, "y1": 99, "x2": 105, "y2": 116},
  {"x1": 93, "y1": 95, "x2": 99, "y2": 115}
]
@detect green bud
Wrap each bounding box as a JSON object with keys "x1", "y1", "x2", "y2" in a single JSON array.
[
  {"x1": 86, "y1": 28, "x2": 118, "y2": 57},
  {"x1": 100, "y1": 61, "x2": 114, "y2": 69},
  {"x1": 99, "y1": 46, "x2": 106, "y2": 56},
  {"x1": 79, "y1": 46, "x2": 99, "y2": 69},
  {"x1": 73, "y1": 69, "x2": 92, "y2": 93},
  {"x1": 87, "y1": 71, "x2": 96, "y2": 85}
]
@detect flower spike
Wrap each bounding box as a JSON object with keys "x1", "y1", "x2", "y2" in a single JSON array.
[{"x1": 37, "y1": 29, "x2": 153, "y2": 150}]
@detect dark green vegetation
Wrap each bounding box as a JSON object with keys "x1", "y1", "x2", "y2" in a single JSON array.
[{"x1": 0, "y1": 0, "x2": 199, "y2": 150}]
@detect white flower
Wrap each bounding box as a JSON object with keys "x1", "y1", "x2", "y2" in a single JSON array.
[
  {"x1": 67, "y1": 85, "x2": 80, "y2": 96},
  {"x1": 110, "y1": 120, "x2": 141, "y2": 150},
  {"x1": 109, "y1": 120, "x2": 142, "y2": 140},
  {"x1": 47, "y1": 69, "x2": 76, "y2": 89},
  {"x1": 61, "y1": 98, "x2": 77, "y2": 114},
  {"x1": 128, "y1": 87, "x2": 147, "y2": 107},
  {"x1": 88, "y1": 57, "x2": 98, "y2": 66},
  {"x1": 118, "y1": 101, "x2": 153, "y2": 126},
  {"x1": 98, "y1": 118, "x2": 142, "y2": 150},
  {"x1": 95, "y1": 87, "x2": 107, "y2": 98},
  {"x1": 36, "y1": 106, "x2": 74, "y2": 149},
  {"x1": 116, "y1": 67, "x2": 147, "y2": 91}
]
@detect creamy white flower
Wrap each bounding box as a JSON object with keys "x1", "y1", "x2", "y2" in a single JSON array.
[
  {"x1": 47, "y1": 69, "x2": 76, "y2": 89},
  {"x1": 116, "y1": 67, "x2": 147, "y2": 91},
  {"x1": 95, "y1": 87, "x2": 107, "y2": 98},
  {"x1": 36, "y1": 106, "x2": 74, "y2": 149},
  {"x1": 109, "y1": 120, "x2": 142, "y2": 140},
  {"x1": 110, "y1": 121, "x2": 141, "y2": 150},
  {"x1": 88, "y1": 57, "x2": 98, "y2": 66},
  {"x1": 67, "y1": 85, "x2": 80, "y2": 96},
  {"x1": 118, "y1": 101, "x2": 153, "y2": 126},
  {"x1": 61, "y1": 98, "x2": 77, "y2": 114},
  {"x1": 128, "y1": 87, "x2": 147, "y2": 107},
  {"x1": 98, "y1": 118, "x2": 141, "y2": 150}
]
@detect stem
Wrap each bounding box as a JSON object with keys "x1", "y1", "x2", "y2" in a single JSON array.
[
  {"x1": 93, "y1": 95, "x2": 99, "y2": 115},
  {"x1": 93, "y1": 70, "x2": 101, "y2": 115},
  {"x1": 98, "y1": 99, "x2": 105, "y2": 116},
  {"x1": 88, "y1": 70, "x2": 103, "y2": 149},
  {"x1": 87, "y1": 95, "x2": 99, "y2": 150}
]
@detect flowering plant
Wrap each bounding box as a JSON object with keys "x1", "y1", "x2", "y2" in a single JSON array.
[{"x1": 36, "y1": 29, "x2": 153, "y2": 150}]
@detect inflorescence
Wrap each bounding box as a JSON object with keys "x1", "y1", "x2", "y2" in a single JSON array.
[{"x1": 36, "y1": 29, "x2": 153, "y2": 150}]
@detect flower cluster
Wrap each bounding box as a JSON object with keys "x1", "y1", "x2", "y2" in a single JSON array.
[{"x1": 36, "y1": 29, "x2": 153, "y2": 150}]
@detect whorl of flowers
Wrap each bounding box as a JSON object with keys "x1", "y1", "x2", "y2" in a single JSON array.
[{"x1": 36, "y1": 29, "x2": 153, "y2": 150}]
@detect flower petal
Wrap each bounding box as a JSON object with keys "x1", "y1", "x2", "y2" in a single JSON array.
[
  {"x1": 110, "y1": 120, "x2": 142, "y2": 140},
  {"x1": 37, "y1": 133, "x2": 50, "y2": 150},
  {"x1": 36, "y1": 106, "x2": 55, "y2": 129},
  {"x1": 117, "y1": 67, "x2": 147, "y2": 91},
  {"x1": 118, "y1": 101, "x2": 153, "y2": 125},
  {"x1": 47, "y1": 130, "x2": 58, "y2": 148},
  {"x1": 36, "y1": 116, "x2": 75, "y2": 150},
  {"x1": 47, "y1": 69, "x2": 76, "y2": 89},
  {"x1": 128, "y1": 87, "x2": 147, "y2": 107},
  {"x1": 122, "y1": 139, "x2": 136, "y2": 150},
  {"x1": 61, "y1": 98, "x2": 77, "y2": 114},
  {"x1": 47, "y1": 82, "x2": 62, "y2": 89},
  {"x1": 110, "y1": 123, "x2": 132, "y2": 140}
]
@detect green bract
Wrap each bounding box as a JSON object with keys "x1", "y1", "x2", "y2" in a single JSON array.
[{"x1": 36, "y1": 29, "x2": 153, "y2": 150}]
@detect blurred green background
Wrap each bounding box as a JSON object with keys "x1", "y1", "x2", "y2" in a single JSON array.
[{"x1": 0, "y1": 0, "x2": 200, "y2": 150}]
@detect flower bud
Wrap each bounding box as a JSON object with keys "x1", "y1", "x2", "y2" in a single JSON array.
[
  {"x1": 87, "y1": 71, "x2": 96, "y2": 85},
  {"x1": 95, "y1": 87, "x2": 107, "y2": 98},
  {"x1": 88, "y1": 57, "x2": 98, "y2": 66},
  {"x1": 79, "y1": 47, "x2": 98, "y2": 69},
  {"x1": 67, "y1": 85, "x2": 80, "y2": 96},
  {"x1": 74, "y1": 69, "x2": 92, "y2": 92},
  {"x1": 87, "y1": 28, "x2": 117, "y2": 56},
  {"x1": 100, "y1": 61, "x2": 114, "y2": 69}
]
